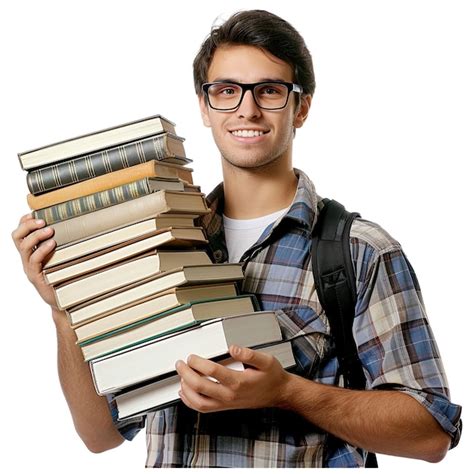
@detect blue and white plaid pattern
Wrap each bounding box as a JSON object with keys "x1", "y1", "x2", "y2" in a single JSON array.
[{"x1": 109, "y1": 169, "x2": 461, "y2": 467}]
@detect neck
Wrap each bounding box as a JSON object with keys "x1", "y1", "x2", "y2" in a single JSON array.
[{"x1": 222, "y1": 156, "x2": 297, "y2": 219}]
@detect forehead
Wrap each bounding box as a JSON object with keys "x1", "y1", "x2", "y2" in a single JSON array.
[{"x1": 207, "y1": 44, "x2": 294, "y2": 83}]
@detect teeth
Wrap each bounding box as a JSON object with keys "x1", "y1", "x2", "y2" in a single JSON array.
[{"x1": 231, "y1": 130, "x2": 265, "y2": 137}]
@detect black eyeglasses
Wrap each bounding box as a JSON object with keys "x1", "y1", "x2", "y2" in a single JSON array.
[{"x1": 202, "y1": 81, "x2": 303, "y2": 111}]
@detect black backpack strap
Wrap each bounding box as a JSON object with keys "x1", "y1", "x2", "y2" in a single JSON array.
[{"x1": 312, "y1": 199, "x2": 378, "y2": 467}]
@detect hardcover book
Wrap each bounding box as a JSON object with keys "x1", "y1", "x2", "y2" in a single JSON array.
[
  {"x1": 115, "y1": 341, "x2": 296, "y2": 419},
  {"x1": 79, "y1": 294, "x2": 258, "y2": 361},
  {"x1": 44, "y1": 215, "x2": 198, "y2": 269},
  {"x1": 50, "y1": 190, "x2": 210, "y2": 246},
  {"x1": 27, "y1": 159, "x2": 193, "y2": 210},
  {"x1": 90, "y1": 311, "x2": 282, "y2": 395},
  {"x1": 18, "y1": 115, "x2": 176, "y2": 171},
  {"x1": 66, "y1": 265, "x2": 244, "y2": 325}
]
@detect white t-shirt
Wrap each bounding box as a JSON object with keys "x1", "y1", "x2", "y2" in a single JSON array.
[{"x1": 223, "y1": 207, "x2": 289, "y2": 263}]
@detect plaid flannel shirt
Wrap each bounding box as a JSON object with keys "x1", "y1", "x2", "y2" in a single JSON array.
[{"x1": 109, "y1": 169, "x2": 462, "y2": 467}]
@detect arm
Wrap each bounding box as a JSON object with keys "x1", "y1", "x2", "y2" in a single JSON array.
[
  {"x1": 12, "y1": 214, "x2": 124, "y2": 453},
  {"x1": 176, "y1": 346, "x2": 450, "y2": 463}
]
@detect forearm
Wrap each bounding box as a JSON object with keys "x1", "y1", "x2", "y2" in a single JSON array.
[
  {"x1": 53, "y1": 308, "x2": 124, "y2": 453},
  {"x1": 278, "y1": 373, "x2": 450, "y2": 462}
]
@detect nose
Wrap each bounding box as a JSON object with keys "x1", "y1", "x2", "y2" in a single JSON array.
[{"x1": 237, "y1": 89, "x2": 262, "y2": 119}]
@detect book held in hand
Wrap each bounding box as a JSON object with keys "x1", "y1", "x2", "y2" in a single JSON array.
[
  {"x1": 90, "y1": 311, "x2": 282, "y2": 395},
  {"x1": 115, "y1": 341, "x2": 296, "y2": 419}
]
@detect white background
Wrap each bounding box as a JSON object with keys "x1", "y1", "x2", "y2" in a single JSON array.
[{"x1": 1, "y1": 0, "x2": 472, "y2": 472}]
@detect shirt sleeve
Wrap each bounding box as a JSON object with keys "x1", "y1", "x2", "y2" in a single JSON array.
[
  {"x1": 353, "y1": 246, "x2": 462, "y2": 447},
  {"x1": 106, "y1": 393, "x2": 145, "y2": 441}
]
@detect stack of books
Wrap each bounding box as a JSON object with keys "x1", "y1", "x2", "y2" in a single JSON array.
[{"x1": 17, "y1": 114, "x2": 295, "y2": 420}]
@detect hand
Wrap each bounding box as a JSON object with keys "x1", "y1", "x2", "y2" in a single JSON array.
[
  {"x1": 175, "y1": 345, "x2": 291, "y2": 413},
  {"x1": 11, "y1": 213, "x2": 59, "y2": 310}
]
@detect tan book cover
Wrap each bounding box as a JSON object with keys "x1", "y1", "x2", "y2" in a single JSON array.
[
  {"x1": 44, "y1": 215, "x2": 197, "y2": 269},
  {"x1": 66, "y1": 264, "x2": 244, "y2": 324},
  {"x1": 71, "y1": 282, "x2": 238, "y2": 332},
  {"x1": 50, "y1": 190, "x2": 210, "y2": 246},
  {"x1": 44, "y1": 228, "x2": 209, "y2": 285},
  {"x1": 27, "y1": 160, "x2": 193, "y2": 210}
]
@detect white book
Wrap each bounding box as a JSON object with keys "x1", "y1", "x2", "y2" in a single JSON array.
[
  {"x1": 115, "y1": 341, "x2": 296, "y2": 420},
  {"x1": 90, "y1": 311, "x2": 282, "y2": 395}
]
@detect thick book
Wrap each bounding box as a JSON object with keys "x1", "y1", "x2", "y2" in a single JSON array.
[
  {"x1": 44, "y1": 215, "x2": 197, "y2": 269},
  {"x1": 90, "y1": 311, "x2": 282, "y2": 395},
  {"x1": 33, "y1": 177, "x2": 189, "y2": 225},
  {"x1": 115, "y1": 341, "x2": 296, "y2": 419},
  {"x1": 66, "y1": 265, "x2": 243, "y2": 326},
  {"x1": 18, "y1": 115, "x2": 177, "y2": 171},
  {"x1": 27, "y1": 160, "x2": 194, "y2": 210},
  {"x1": 79, "y1": 295, "x2": 258, "y2": 361},
  {"x1": 53, "y1": 249, "x2": 218, "y2": 310},
  {"x1": 72, "y1": 282, "x2": 238, "y2": 332},
  {"x1": 50, "y1": 190, "x2": 210, "y2": 246},
  {"x1": 44, "y1": 230, "x2": 209, "y2": 285}
]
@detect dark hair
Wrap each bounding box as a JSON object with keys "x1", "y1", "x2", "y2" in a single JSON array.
[{"x1": 193, "y1": 10, "x2": 315, "y2": 97}]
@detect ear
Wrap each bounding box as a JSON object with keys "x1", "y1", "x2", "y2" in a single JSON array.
[
  {"x1": 199, "y1": 95, "x2": 212, "y2": 128},
  {"x1": 293, "y1": 94, "x2": 312, "y2": 129}
]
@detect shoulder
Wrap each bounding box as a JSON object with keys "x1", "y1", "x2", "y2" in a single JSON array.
[{"x1": 350, "y1": 217, "x2": 402, "y2": 257}]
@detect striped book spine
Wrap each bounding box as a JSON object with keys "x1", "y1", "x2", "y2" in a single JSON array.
[
  {"x1": 26, "y1": 134, "x2": 187, "y2": 195},
  {"x1": 33, "y1": 179, "x2": 158, "y2": 225}
]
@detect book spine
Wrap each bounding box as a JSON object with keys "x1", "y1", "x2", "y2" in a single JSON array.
[
  {"x1": 33, "y1": 179, "x2": 154, "y2": 225},
  {"x1": 26, "y1": 134, "x2": 175, "y2": 195}
]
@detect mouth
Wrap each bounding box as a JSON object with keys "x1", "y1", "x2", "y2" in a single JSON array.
[{"x1": 229, "y1": 129, "x2": 270, "y2": 138}]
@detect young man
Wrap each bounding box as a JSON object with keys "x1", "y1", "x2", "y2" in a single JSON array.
[{"x1": 12, "y1": 10, "x2": 461, "y2": 468}]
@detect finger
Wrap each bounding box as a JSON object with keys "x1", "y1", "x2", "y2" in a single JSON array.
[
  {"x1": 179, "y1": 381, "x2": 222, "y2": 413},
  {"x1": 176, "y1": 360, "x2": 235, "y2": 402},
  {"x1": 18, "y1": 227, "x2": 54, "y2": 266},
  {"x1": 19, "y1": 213, "x2": 33, "y2": 225},
  {"x1": 12, "y1": 218, "x2": 49, "y2": 249},
  {"x1": 30, "y1": 238, "x2": 57, "y2": 268},
  {"x1": 229, "y1": 345, "x2": 274, "y2": 370},
  {"x1": 186, "y1": 354, "x2": 243, "y2": 386}
]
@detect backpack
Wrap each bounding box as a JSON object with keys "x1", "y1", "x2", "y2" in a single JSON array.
[{"x1": 311, "y1": 199, "x2": 378, "y2": 468}]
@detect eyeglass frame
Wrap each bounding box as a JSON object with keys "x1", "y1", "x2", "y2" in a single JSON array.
[{"x1": 201, "y1": 81, "x2": 304, "y2": 111}]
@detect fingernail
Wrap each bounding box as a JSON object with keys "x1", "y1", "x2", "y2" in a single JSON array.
[
  {"x1": 35, "y1": 219, "x2": 44, "y2": 225},
  {"x1": 233, "y1": 346, "x2": 241, "y2": 355},
  {"x1": 43, "y1": 227, "x2": 52, "y2": 234}
]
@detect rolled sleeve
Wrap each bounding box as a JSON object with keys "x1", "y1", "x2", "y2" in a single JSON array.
[
  {"x1": 353, "y1": 247, "x2": 462, "y2": 446},
  {"x1": 106, "y1": 393, "x2": 145, "y2": 441}
]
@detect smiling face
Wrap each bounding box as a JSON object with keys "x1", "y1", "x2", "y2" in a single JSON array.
[{"x1": 199, "y1": 44, "x2": 311, "y2": 171}]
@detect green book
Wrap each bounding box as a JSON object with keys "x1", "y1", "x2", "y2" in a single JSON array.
[{"x1": 79, "y1": 294, "x2": 259, "y2": 361}]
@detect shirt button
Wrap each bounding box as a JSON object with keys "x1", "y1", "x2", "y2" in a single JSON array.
[{"x1": 213, "y1": 249, "x2": 223, "y2": 262}]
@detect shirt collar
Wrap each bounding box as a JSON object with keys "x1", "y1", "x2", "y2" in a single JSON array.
[{"x1": 198, "y1": 168, "x2": 322, "y2": 262}]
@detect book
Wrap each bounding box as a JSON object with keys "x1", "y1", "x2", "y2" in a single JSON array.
[
  {"x1": 44, "y1": 215, "x2": 197, "y2": 269},
  {"x1": 18, "y1": 115, "x2": 176, "y2": 171},
  {"x1": 66, "y1": 265, "x2": 244, "y2": 326},
  {"x1": 115, "y1": 341, "x2": 296, "y2": 419},
  {"x1": 71, "y1": 282, "x2": 238, "y2": 331},
  {"x1": 53, "y1": 250, "x2": 220, "y2": 310},
  {"x1": 27, "y1": 159, "x2": 194, "y2": 210},
  {"x1": 33, "y1": 177, "x2": 189, "y2": 225},
  {"x1": 50, "y1": 190, "x2": 210, "y2": 246},
  {"x1": 44, "y1": 230, "x2": 209, "y2": 285},
  {"x1": 79, "y1": 295, "x2": 258, "y2": 361},
  {"x1": 90, "y1": 311, "x2": 282, "y2": 395}
]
